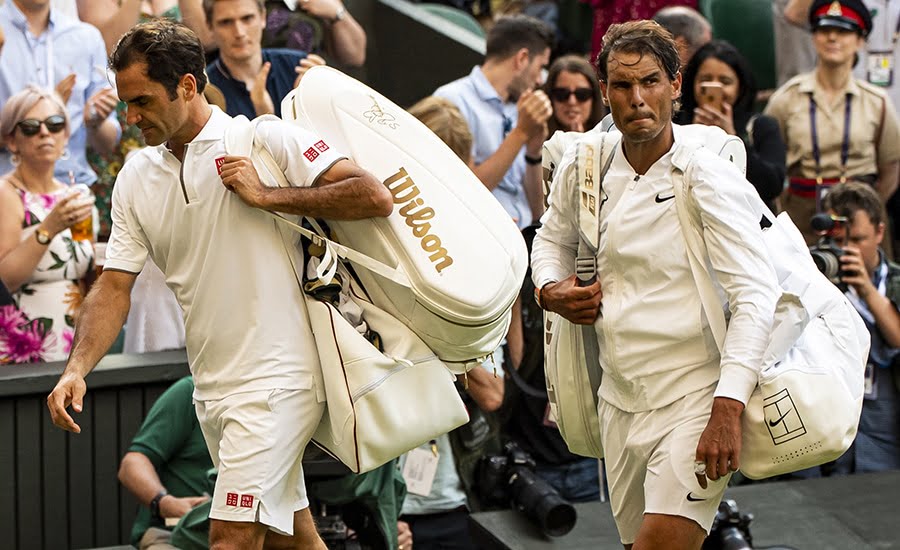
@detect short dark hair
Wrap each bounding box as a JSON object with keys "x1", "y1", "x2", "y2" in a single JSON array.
[
  {"x1": 652, "y1": 7, "x2": 710, "y2": 52},
  {"x1": 485, "y1": 15, "x2": 554, "y2": 61},
  {"x1": 596, "y1": 20, "x2": 680, "y2": 84},
  {"x1": 109, "y1": 19, "x2": 208, "y2": 100},
  {"x1": 679, "y1": 40, "x2": 757, "y2": 130},
  {"x1": 823, "y1": 181, "x2": 886, "y2": 227},
  {"x1": 202, "y1": 0, "x2": 265, "y2": 26}
]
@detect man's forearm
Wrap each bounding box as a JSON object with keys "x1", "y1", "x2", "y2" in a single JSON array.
[
  {"x1": 473, "y1": 128, "x2": 529, "y2": 191},
  {"x1": 65, "y1": 272, "x2": 132, "y2": 378},
  {"x1": 525, "y1": 163, "x2": 544, "y2": 222},
  {"x1": 119, "y1": 452, "x2": 166, "y2": 506},
  {"x1": 259, "y1": 175, "x2": 392, "y2": 219},
  {"x1": 326, "y1": 13, "x2": 367, "y2": 67}
]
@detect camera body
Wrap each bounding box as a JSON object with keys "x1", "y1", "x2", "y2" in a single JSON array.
[
  {"x1": 702, "y1": 499, "x2": 753, "y2": 550},
  {"x1": 809, "y1": 213, "x2": 850, "y2": 292},
  {"x1": 476, "y1": 441, "x2": 576, "y2": 537}
]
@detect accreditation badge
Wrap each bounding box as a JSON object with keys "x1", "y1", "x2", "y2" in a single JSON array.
[
  {"x1": 864, "y1": 362, "x2": 878, "y2": 400},
  {"x1": 867, "y1": 50, "x2": 895, "y2": 87}
]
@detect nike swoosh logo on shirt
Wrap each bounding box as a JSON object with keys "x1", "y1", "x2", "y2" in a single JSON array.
[
  {"x1": 655, "y1": 193, "x2": 675, "y2": 203},
  {"x1": 686, "y1": 492, "x2": 707, "y2": 502},
  {"x1": 768, "y1": 409, "x2": 793, "y2": 427}
]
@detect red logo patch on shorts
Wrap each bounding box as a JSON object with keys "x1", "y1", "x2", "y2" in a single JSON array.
[
  {"x1": 303, "y1": 147, "x2": 320, "y2": 162},
  {"x1": 314, "y1": 140, "x2": 329, "y2": 152},
  {"x1": 226, "y1": 492, "x2": 239, "y2": 506},
  {"x1": 215, "y1": 156, "x2": 227, "y2": 175},
  {"x1": 240, "y1": 494, "x2": 255, "y2": 508}
]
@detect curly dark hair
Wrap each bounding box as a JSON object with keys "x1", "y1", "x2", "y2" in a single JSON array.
[{"x1": 595, "y1": 20, "x2": 680, "y2": 84}]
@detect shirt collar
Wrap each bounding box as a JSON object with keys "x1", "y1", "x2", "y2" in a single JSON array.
[
  {"x1": 3, "y1": 1, "x2": 60, "y2": 34},
  {"x1": 470, "y1": 65, "x2": 503, "y2": 104},
  {"x1": 190, "y1": 105, "x2": 232, "y2": 143},
  {"x1": 797, "y1": 71, "x2": 861, "y2": 97}
]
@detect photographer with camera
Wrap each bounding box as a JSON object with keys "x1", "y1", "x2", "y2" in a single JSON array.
[{"x1": 821, "y1": 182, "x2": 900, "y2": 473}]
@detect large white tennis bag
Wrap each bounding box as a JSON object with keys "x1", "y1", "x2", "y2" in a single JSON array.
[{"x1": 282, "y1": 67, "x2": 527, "y2": 368}]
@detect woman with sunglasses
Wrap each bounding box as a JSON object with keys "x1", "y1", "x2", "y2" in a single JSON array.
[
  {"x1": 545, "y1": 55, "x2": 605, "y2": 135},
  {"x1": 678, "y1": 40, "x2": 787, "y2": 211},
  {"x1": 0, "y1": 86, "x2": 94, "y2": 364}
]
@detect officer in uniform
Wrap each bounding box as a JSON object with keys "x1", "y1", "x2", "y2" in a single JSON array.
[{"x1": 766, "y1": 0, "x2": 900, "y2": 246}]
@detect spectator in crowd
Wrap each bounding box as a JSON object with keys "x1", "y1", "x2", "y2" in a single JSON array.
[
  {"x1": 533, "y1": 19, "x2": 779, "y2": 548},
  {"x1": 766, "y1": 0, "x2": 900, "y2": 245},
  {"x1": 77, "y1": 0, "x2": 215, "y2": 54},
  {"x1": 822, "y1": 182, "x2": 900, "y2": 474},
  {"x1": 544, "y1": 54, "x2": 605, "y2": 135},
  {"x1": 0, "y1": 0, "x2": 121, "y2": 186},
  {"x1": 396, "y1": 95, "x2": 505, "y2": 550},
  {"x1": 262, "y1": 0, "x2": 366, "y2": 67},
  {"x1": 435, "y1": 14, "x2": 553, "y2": 230},
  {"x1": 652, "y1": 5, "x2": 711, "y2": 68},
  {"x1": 119, "y1": 376, "x2": 213, "y2": 550},
  {"x1": 585, "y1": 0, "x2": 699, "y2": 65},
  {"x1": 677, "y1": 40, "x2": 787, "y2": 210},
  {"x1": 0, "y1": 86, "x2": 94, "y2": 364},
  {"x1": 47, "y1": 19, "x2": 391, "y2": 550},
  {"x1": 774, "y1": 0, "x2": 816, "y2": 87},
  {"x1": 204, "y1": 0, "x2": 325, "y2": 118}
]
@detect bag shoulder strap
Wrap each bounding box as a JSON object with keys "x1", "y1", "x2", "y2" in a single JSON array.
[
  {"x1": 574, "y1": 133, "x2": 617, "y2": 281},
  {"x1": 223, "y1": 116, "x2": 412, "y2": 288},
  {"x1": 671, "y1": 143, "x2": 728, "y2": 353}
]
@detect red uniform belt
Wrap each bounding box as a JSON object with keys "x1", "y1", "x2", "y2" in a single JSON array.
[{"x1": 787, "y1": 177, "x2": 842, "y2": 198}]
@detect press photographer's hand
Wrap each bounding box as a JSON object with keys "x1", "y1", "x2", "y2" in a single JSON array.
[
  {"x1": 542, "y1": 274, "x2": 602, "y2": 325},
  {"x1": 840, "y1": 245, "x2": 874, "y2": 297}
]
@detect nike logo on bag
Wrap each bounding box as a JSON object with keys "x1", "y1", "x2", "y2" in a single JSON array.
[
  {"x1": 768, "y1": 409, "x2": 793, "y2": 427},
  {"x1": 655, "y1": 193, "x2": 675, "y2": 203},
  {"x1": 686, "y1": 492, "x2": 706, "y2": 502}
]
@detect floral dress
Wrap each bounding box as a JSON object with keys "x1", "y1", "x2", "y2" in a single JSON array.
[{"x1": 0, "y1": 188, "x2": 93, "y2": 364}]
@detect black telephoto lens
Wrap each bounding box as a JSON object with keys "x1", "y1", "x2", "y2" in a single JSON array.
[{"x1": 507, "y1": 467, "x2": 577, "y2": 537}]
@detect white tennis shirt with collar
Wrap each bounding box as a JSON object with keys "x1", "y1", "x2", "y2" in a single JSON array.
[
  {"x1": 105, "y1": 106, "x2": 345, "y2": 401},
  {"x1": 533, "y1": 125, "x2": 779, "y2": 413}
]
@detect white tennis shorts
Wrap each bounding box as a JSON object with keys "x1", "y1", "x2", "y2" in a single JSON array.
[
  {"x1": 599, "y1": 382, "x2": 731, "y2": 544},
  {"x1": 194, "y1": 387, "x2": 325, "y2": 536}
]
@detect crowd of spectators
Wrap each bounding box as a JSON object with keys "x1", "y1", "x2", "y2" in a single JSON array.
[{"x1": 0, "y1": 1, "x2": 898, "y2": 549}]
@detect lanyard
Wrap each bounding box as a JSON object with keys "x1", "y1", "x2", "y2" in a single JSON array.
[
  {"x1": 892, "y1": 0, "x2": 900, "y2": 46},
  {"x1": 809, "y1": 93, "x2": 852, "y2": 184}
]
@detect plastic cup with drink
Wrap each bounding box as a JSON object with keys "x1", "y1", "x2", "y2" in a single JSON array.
[{"x1": 67, "y1": 171, "x2": 95, "y2": 242}]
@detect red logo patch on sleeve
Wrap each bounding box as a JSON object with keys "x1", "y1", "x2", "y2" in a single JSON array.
[
  {"x1": 240, "y1": 494, "x2": 255, "y2": 508},
  {"x1": 314, "y1": 140, "x2": 329, "y2": 152},
  {"x1": 215, "y1": 156, "x2": 227, "y2": 175},
  {"x1": 226, "y1": 492, "x2": 239, "y2": 506},
  {"x1": 303, "y1": 147, "x2": 320, "y2": 162}
]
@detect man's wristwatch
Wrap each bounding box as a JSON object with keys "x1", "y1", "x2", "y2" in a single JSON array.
[
  {"x1": 34, "y1": 227, "x2": 51, "y2": 245},
  {"x1": 332, "y1": 5, "x2": 347, "y2": 22},
  {"x1": 150, "y1": 490, "x2": 168, "y2": 521}
]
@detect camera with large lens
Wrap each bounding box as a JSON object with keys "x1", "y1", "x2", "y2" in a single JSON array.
[
  {"x1": 809, "y1": 213, "x2": 850, "y2": 292},
  {"x1": 476, "y1": 441, "x2": 577, "y2": 537},
  {"x1": 702, "y1": 499, "x2": 753, "y2": 550}
]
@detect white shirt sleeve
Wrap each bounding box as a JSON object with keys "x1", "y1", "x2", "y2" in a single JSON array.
[
  {"x1": 254, "y1": 118, "x2": 347, "y2": 188},
  {"x1": 690, "y1": 151, "x2": 780, "y2": 405},
  {"x1": 531, "y1": 144, "x2": 580, "y2": 288},
  {"x1": 104, "y1": 162, "x2": 149, "y2": 274}
]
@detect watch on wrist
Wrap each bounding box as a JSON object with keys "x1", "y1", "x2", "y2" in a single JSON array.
[
  {"x1": 524, "y1": 154, "x2": 542, "y2": 165},
  {"x1": 35, "y1": 227, "x2": 51, "y2": 245},
  {"x1": 534, "y1": 282, "x2": 553, "y2": 310},
  {"x1": 332, "y1": 5, "x2": 347, "y2": 22},
  {"x1": 150, "y1": 490, "x2": 168, "y2": 521}
]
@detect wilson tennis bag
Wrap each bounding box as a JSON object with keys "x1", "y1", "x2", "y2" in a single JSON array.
[
  {"x1": 541, "y1": 124, "x2": 747, "y2": 459},
  {"x1": 281, "y1": 66, "x2": 528, "y2": 371}
]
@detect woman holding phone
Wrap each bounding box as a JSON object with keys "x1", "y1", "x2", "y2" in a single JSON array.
[
  {"x1": 678, "y1": 40, "x2": 786, "y2": 210},
  {"x1": 544, "y1": 55, "x2": 605, "y2": 135}
]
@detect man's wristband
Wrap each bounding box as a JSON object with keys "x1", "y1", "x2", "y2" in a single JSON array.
[
  {"x1": 524, "y1": 154, "x2": 542, "y2": 165},
  {"x1": 150, "y1": 490, "x2": 168, "y2": 520},
  {"x1": 534, "y1": 281, "x2": 554, "y2": 310}
]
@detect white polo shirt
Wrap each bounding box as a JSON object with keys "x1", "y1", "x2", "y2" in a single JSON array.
[{"x1": 106, "y1": 106, "x2": 344, "y2": 401}]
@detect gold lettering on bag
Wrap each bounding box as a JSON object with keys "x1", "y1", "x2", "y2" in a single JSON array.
[
  {"x1": 383, "y1": 168, "x2": 454, "y2": 273},
  {"x1": 581, "y1": 144, "x2": 596, "y2": 215}
]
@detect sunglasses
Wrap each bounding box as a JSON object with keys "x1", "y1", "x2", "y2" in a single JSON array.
[
  {"x1": 550, "y1": 87, "x2": 593, "y2": 103},
  {"x1": 16, "y1": 115, "x2": 66, "y2": 136}
]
